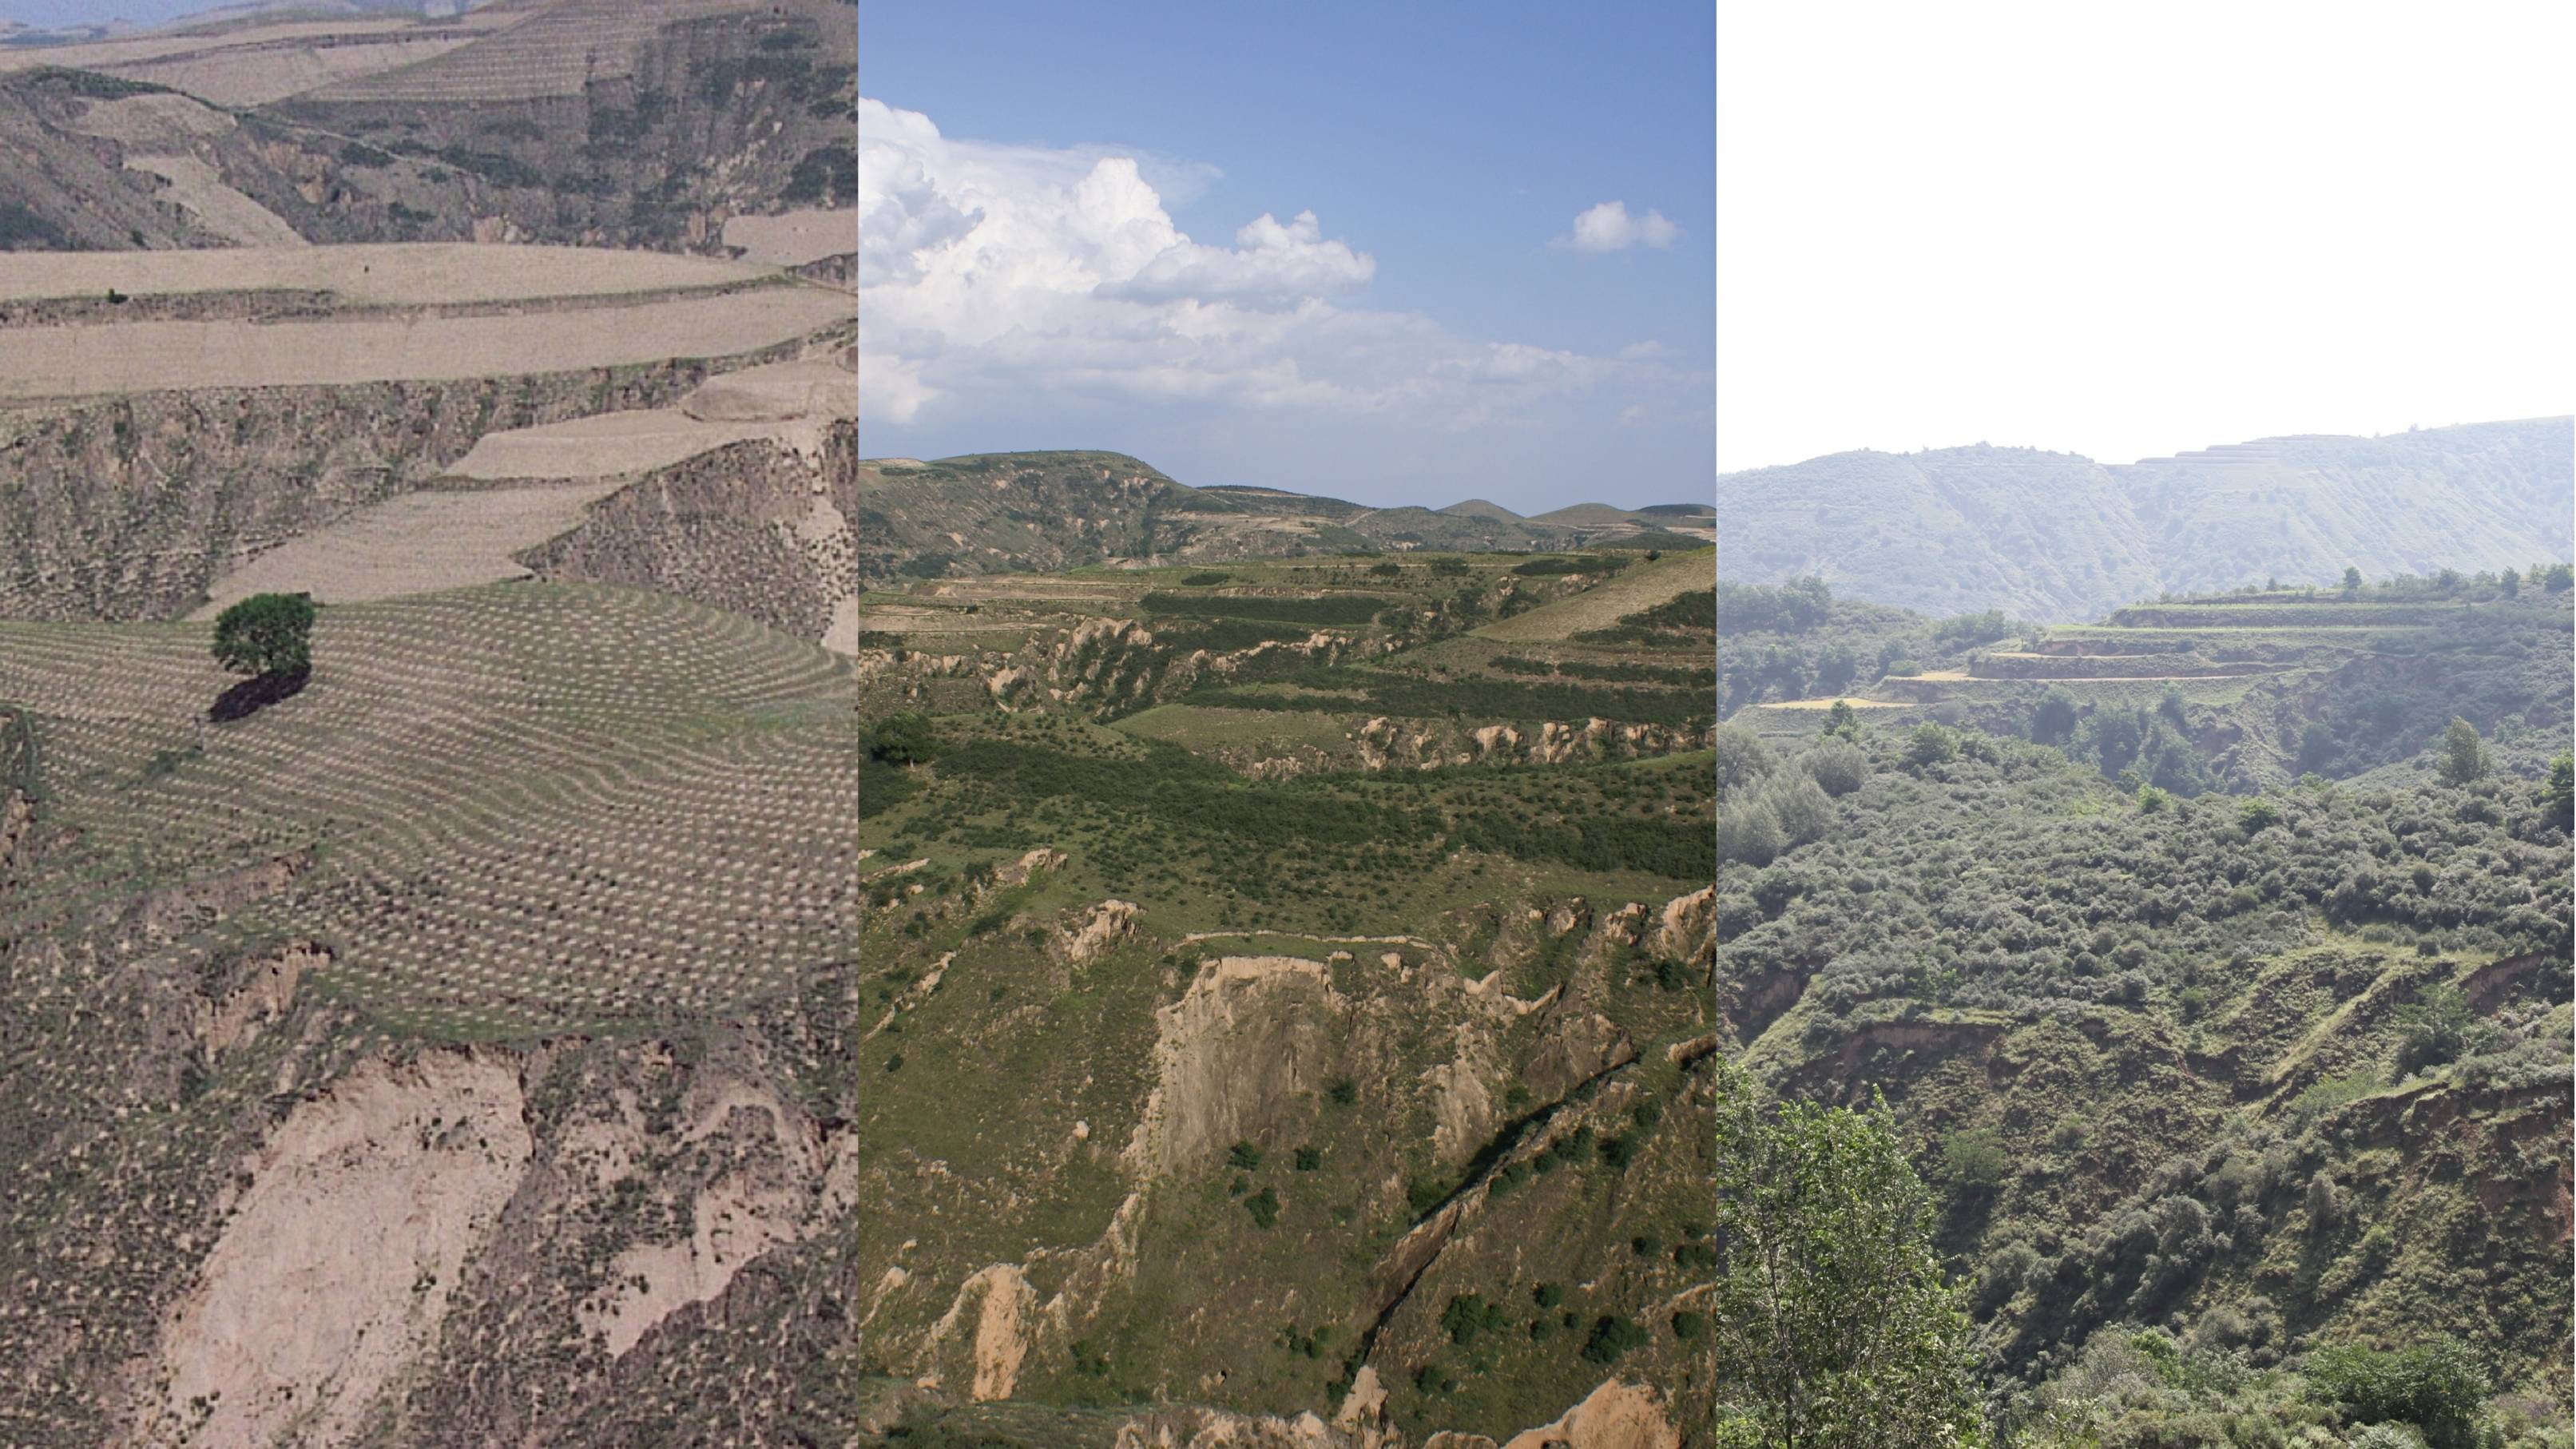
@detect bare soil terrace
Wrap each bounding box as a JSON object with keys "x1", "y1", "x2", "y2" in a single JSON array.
[
  {"x1": 0, "y1": 242, "x2": 780, "y2": 308},
  {"x1": 0, "y1": 286, "x2": 850, "y2": 399}
]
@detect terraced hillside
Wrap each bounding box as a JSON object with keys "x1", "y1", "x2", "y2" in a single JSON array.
[
  {"x1": 859, "y1": 450, "x2": 1714, "y2": 586},
  {"x1": 0, "y1": 11, "x2": 875, "y2": 1441},
  {"x1": 0, "y1": 584, "x2": 865, "y2": 1443},
  {"x1": 1733, "y1": 575, "x2": 2576, "y2": 793},
  {"x1": 1717, "y1": 418, "x2": 2576, "y2": 621},
  {"x1": 853, "y1": 550, "x2": 1720, "y2": 1444},
  {"x1": 0, "y1": 0, "x2": 855, "y2": 254},
  {"x1": 0, "y1": 240, "x2": 855, "y2": 632}
]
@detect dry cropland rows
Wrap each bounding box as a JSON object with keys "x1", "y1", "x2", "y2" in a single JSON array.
[{"x1": 1, "y1": 81, "x2": 873, "y2": 1434}]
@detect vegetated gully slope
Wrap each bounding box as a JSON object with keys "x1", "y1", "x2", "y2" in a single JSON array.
[
  {"x1": 1716, "y1": 724, "x2": 2574, "y2": 1409},
  {"x1": 0, "y1": 0, "x2": 856, "y2": 254},
  {"x1": 1717, "y1": 416, "x2": 2575, "y2": 621},
  {"x1": 853, "y1": 548, "x2": 1720, "y2": 1444}
]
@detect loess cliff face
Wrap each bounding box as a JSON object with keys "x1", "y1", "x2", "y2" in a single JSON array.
[
  {"x1": 0, "y1": 4, "x2": 858, "y2": 257},
  {"x1": 265, "y1": 4, "x2": 859, "y2": 253}
]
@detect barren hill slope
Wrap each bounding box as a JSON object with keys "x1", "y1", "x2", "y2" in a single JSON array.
[
  {"x1": 0, "y1": 586, "x2": 862, "y2": 1443},
  {"x1": 0, "y1": 0, "x2": 855, "y2": 254}
]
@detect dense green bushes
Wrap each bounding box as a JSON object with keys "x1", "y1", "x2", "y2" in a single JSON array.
[{"x1": 1721, "y1": 728, "x2": 2570, "y2": 1016}]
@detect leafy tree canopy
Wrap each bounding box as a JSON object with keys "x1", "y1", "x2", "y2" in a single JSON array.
[
  {"x1": 870, "y1": 713, "x2": 938, "y2": 766},
  {"x1": 1709, "y1": 1061, "x2": 1987, "y2": 1447},
  {"x1": 209, "y1": 592, "x2": 315, "y2": 679}
]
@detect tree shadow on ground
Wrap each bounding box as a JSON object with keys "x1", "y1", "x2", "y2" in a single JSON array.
[{"x1": 208, "y1": 667, "x2": 309, "y2": 723}]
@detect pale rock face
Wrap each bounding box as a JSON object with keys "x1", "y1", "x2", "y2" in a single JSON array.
[
  {"x1": 193, "y1": 943, "x2": 325, "y2": 1058},
  {"x1": 926, "y1": 1265, "x2": 1035, "y2": 1402},
  {"x1": 574, "y1": 1074, "x2": 821, "y2": 1359},
  {"x1": 1064, "y1": 899, "x2": 1143, "y2": 965},
  {"x1": 1122, "y1": 957, "x2": 1343, "y2": 1177},
  {"x1": 1497, "y1": 1379, "x2": 1684, "y2": 1449},
  {"x1": 1655, "y1": 885, "x2": 1717, "y2": 966},
  {"x1": 1425, "y1": 1040, "x2": 1497, "y2": 1167},
  {"x1": 132, "y1": 1050, "x2": 531, "y2": 1449}
]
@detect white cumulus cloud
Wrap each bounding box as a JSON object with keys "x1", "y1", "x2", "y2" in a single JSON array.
[
  {"x1": 1557, "y1": 200, "x2": 1679, "y2": 252},
  {"x1": 856, "y1": 98, "x2": 1676, "y2": 430}
]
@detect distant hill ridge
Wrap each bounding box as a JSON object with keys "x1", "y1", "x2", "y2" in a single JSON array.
[
  {"x1": 857, "y1": 449, "x2": 1714, "y2": 584},
  {"x1": 1718, "y1": 416, "x2": 2575, "y2": 621}
]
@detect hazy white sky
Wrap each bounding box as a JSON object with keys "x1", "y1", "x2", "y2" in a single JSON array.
[{"x1": 1717, "y1": 1, "x2": 2575, "y2": 473}]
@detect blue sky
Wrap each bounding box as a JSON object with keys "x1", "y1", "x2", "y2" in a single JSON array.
[{"x1": 859, "y1": 0, "x2": 1713, "y2": 513}]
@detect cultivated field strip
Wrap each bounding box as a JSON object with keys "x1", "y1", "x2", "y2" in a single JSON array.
[
  {"x1": 0, "y1": 288, "x2": 853, "y2": 400},
  {"x1": 0, "y1": 243, "x2": 779, "y2": 308},
  {"x1": 0, "y1": 583, "x2": 856, "y2": 1035}
]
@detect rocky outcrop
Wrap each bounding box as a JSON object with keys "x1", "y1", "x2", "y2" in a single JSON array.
[
  {"x1": 1497, "y1": 1380, "x2": 1684, "y2": 1449},
  {"x1": 1062, "y1": 899, "x2": 1141, "y2": 967},
  {"x1": 193, "y1": 943, "x2": 323, "y2": 1059}
]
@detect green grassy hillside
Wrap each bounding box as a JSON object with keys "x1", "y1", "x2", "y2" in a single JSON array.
[{"x1": 855, "y1": 549, "x2": 1719, "y2": 1444}]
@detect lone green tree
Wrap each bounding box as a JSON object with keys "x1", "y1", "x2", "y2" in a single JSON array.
[
  {"x1": 211, "y1": 593, "x2": 315, "y2": 680},
  {"x1": 2437, "y1": 717, "x2": 2487, "y2": 786},
  {"x1": 2341, "y1": 566, "x2": 2364, "y2": 595},
  {"x1": 869, "y1": 713, "x2": 938, "y2": 765},
  {"x1": 1820, "y1": 699, "x2": 1861, "y2": 742},
  {"x1": 1709, "y1": 1062, "x2": 1987, "y2": 1447},
  {"x1": 2543, "y1": 753, "x2": 2573, "y2": 830}
]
